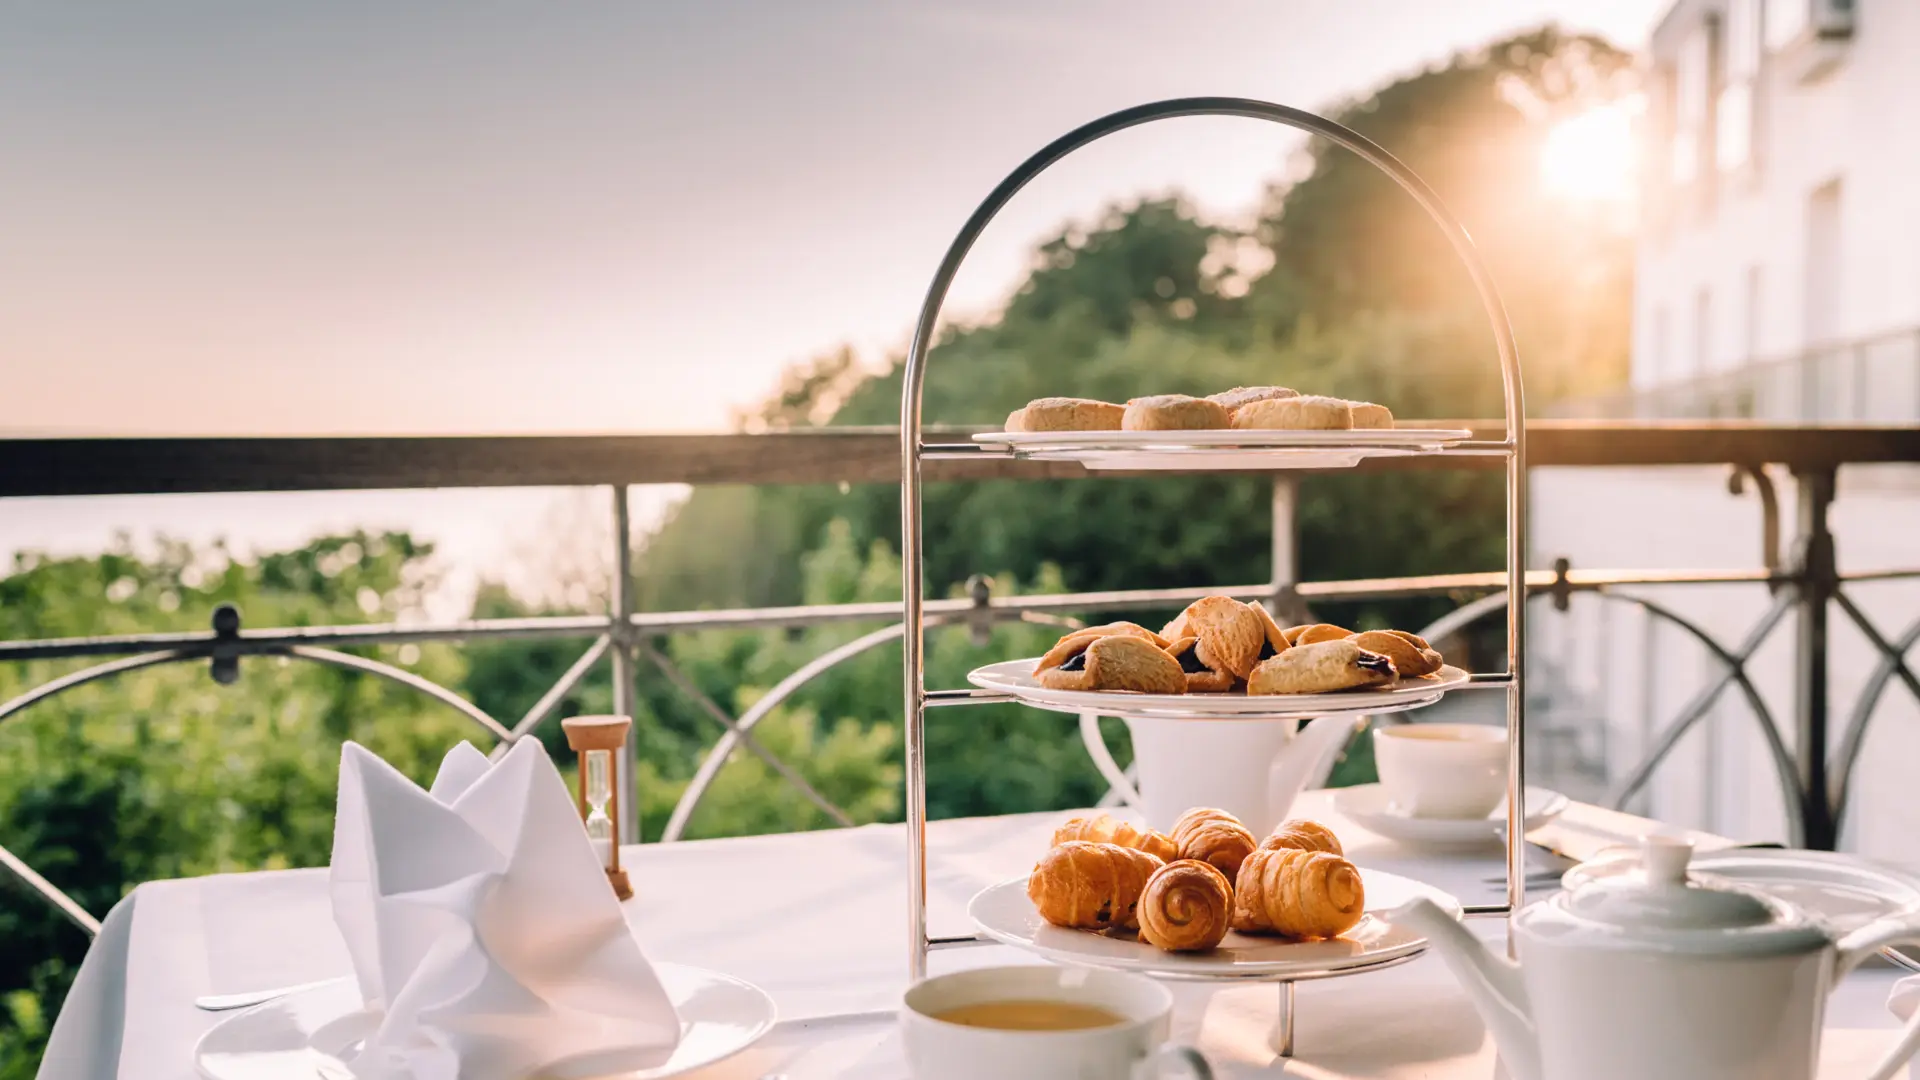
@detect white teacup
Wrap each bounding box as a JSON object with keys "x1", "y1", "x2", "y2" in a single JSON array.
[
  {"x1": 1373, "y1": 722, "x2": 1508, "y2": 819},
  {"x1": 901, "y1": 965, "x2": 1213, "y2": 1080}
]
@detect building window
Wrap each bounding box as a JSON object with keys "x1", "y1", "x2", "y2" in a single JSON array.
[
  {"x1": 1743, "y1": 265, "x2": 1763, "y2": 364},
  {"x1": 1672, "y1": 23, "x2": 1713, "y2": 191},
  {"x1": 1693, "y1": 288, "x2": 1713, "y2": 378},
  {"x1": 1718, "y1": 0, "x2": 1762, "y2": 179}
]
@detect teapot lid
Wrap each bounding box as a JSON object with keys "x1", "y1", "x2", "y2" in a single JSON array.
[{"x1": 1526, "y1": 837, "x2": 1829, "y2": 954}]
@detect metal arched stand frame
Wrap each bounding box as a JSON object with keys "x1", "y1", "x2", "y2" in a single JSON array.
[
  {"x1": 898, "y1": 97, "x2": 1529, "y2": 981},
  {"x1": 0, "y1": 642, "x2": 512, "y2": 937}
]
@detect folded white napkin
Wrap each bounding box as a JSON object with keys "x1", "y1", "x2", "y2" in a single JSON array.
[{"x1": 329, "y1": 737, "x2": 681, "y2": 1080}]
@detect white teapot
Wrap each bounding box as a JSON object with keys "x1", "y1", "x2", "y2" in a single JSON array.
[{"x1": 1393, "y1": 837, "x2": 1920, "y2": 1080}]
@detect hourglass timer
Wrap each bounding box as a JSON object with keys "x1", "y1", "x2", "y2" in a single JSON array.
[{"x1": 561, "y1": 714, "x2": 633, "y2": 900}]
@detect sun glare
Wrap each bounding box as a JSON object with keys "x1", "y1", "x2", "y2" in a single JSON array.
[{"x1": 1540, "y1": 104, "x2": 1636, "y2": 203}]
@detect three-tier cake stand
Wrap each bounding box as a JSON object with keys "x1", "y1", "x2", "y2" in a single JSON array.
[{"x1": 895, "y1": 97, "x2": 1528, "y2": 1055}]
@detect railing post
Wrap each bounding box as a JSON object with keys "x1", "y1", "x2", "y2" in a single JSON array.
[
  {"x1": 610, "y1": 485, "x2": 641, "y2": 845},
  {"x1": 1269, "y1": 477, "x2": 1306, "y2": 623},
  {"x1": 1791, "y1": 466, "x2": 1838, "y2": 849}
]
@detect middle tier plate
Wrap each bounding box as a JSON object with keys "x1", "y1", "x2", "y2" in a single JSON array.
[{"x1": 967, "y1": 659, "x2": 1470, "y2": 721}]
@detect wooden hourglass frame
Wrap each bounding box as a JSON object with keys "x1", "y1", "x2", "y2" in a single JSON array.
[{"x1": 561, "y1": 714, "x2": 633, "y2": 900}]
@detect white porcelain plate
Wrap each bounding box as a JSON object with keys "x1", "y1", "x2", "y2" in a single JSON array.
[
  {"x1": 972, "y1": 428, "x2": 1473, "y2": 472},
  {"x1": 1563, "y1": 846, "x2": 1920, "y2": 970},
  {"x1": 194, "y1": 962, "x2": 776, "y2": 1080},
  {"x1": 968, "y1": 866, "x2": 1461, "y2": 981},
  {"x1": 1334, "y1": 783, "x2": 1569, "y2": 847},
  {"x1": 967, "y1": 660, "x2": 1471, "y2": 721}
]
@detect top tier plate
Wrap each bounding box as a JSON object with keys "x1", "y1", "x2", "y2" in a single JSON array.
[{"x1": 971, "y1": 428, "x2": 1475, "y2": 471}]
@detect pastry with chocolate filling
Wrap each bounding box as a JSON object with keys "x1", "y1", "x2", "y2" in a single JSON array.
[
  {"x1": 1121, "y1": 394, "x2": 1231, "y2": 431},
  {"x1": 1352, "y1": 629, "x2": 1444, "y2": 678},
  {"x1": 1033, "y1": 623, "x2": 1171, "y2": 674},
  {"x1": 1230, "y1": 395, "x2": 1354, "y2": 431},
  {"x1": 1005, "y1": 397, "x2": 1124, "y2": 432},
  {"x1": 1036, "y1": 634, "x2": 1187, "y2": 694},
  {"x1": 1247, "y1": 639, "x2": 1396, "y2": 694},
  {"x1": 1164, "y1": 635, "x2": 1234, "y2": 692}
]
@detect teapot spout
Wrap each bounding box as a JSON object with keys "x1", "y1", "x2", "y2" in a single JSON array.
[
  {"x1": 1392, "y1": 897, "x2": 1540, "y2": 1080},
  {"x1": 1266, "y1": 715, "x2": 1357, "y2": 815}
]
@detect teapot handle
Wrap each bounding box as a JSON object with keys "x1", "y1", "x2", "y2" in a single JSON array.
[
  {"x1": 1829, "y1": 918, "x2": 1920, "y2": 1080},
  {"x1": 1078, "y1": 711, "x2": 1143, "y2": 811}
]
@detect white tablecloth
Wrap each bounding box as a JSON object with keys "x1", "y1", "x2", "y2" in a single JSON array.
[{"x1": 41, "y1": 791, "x2": 1911, "y2": 1079}]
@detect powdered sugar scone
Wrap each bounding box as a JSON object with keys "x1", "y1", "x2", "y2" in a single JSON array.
[
  {"x1": 1230, "y1": 395, "x2": 1354, "y2": 430},
  {"x1": 1345, "y1": 401, "x2": 1394, "y2": 429},
  {"x1": 1005, "y1": 397, "x2": 1124, "y2": 432},
  {"x1": 1207, "y1": 386, "x2": 1298, "y2": 417},
  {"x1": 1122, "y1": 394, "x2": 1231, "y2": 431}
]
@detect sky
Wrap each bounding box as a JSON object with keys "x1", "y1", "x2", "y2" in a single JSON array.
[{"x1": 1, "y1": 1, "x2": 1667, "y2": 608}]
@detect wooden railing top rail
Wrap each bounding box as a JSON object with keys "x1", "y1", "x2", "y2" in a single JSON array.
[{"x1": 5, "y1": 422, "x2": 1918, "y2": 497}]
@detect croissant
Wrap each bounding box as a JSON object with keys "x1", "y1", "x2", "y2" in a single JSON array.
[
  {"x1": 1138, "y1": 860, "x2": 1233, "y2": 952},
  {"x1": 1261, "y1": 818, "x2": 1345, "y2": 856},
  {"x1": 1170, "y1": 807, "x2": 1257, "y2": 882},
  {"x1": 1028, "y1": 841, "x2": 1164, "y2": 930},
  {"x1": 1051, "y1": 814, "x2": 1179, "y2": 863},
  {"x1": 1232, "y1": 847, "x2": 1366, "y2": 940}
]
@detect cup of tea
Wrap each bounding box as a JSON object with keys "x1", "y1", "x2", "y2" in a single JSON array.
[
  {"x1": 901, "y1": 965, "x2": 1213, "y2": 1079},
  {"x1": 1372, "y1": 721, "x2": 1508, "y2": 819}
]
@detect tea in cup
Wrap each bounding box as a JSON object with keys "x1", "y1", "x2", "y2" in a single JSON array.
[
  {"x1": 901, "y1": 965, "x2": 1212, "y2": 1079},
  {"x1": 1373, "y1": 722, "x2": 1508, "y2": 819}
]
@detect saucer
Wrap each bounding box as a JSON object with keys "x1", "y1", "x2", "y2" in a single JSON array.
[
  {"x1": 193, "y1": 962, "x2": 776, "y2": 1080},
  {"x1": 1334, "y1": 783, "x2": 1568, "y2": 846}
]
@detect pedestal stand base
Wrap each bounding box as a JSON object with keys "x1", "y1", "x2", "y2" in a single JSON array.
[{"x1": 1267, "y1": 980, "x2": 1296, "y2": 1058}]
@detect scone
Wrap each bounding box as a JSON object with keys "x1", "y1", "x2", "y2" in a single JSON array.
[
  {"x1": 1207, "y1": 386, "x2": 1298, "y2": 415},
  {"x1": 1165, "y1": 635, "x2": 1234, "y2": 692},
  {"x1": 1281, "y1": 623, "x2": 1352, "y2": 646},
  {"x1": 1122, "y1": 394, "x2": 1231, "y2": 431},
  {"x1": 1247, "y1": 639, "x2": 1395, "y2": 694},
  {"x1": 1034, "y1": 623, "x2": 1171, "y2": 673},
  {"x1": 1006, "y1": 397, "x2": 1125, "y2": 432},
  {"x1": 1230, "y1": 395, "x2": 1354, "y2": 431},
  {"x1": 1345, "y1": 401, "x2": 1394, "y2": 429}
]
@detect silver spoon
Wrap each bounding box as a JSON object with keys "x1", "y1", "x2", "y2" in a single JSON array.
[{"x1": 194, "y1": 977, "x2": 345, "y2": 1012}]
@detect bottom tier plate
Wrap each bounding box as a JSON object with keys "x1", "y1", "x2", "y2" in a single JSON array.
[{"x1": 967, "y1": 867, "x2": 1462, "y2": 981}]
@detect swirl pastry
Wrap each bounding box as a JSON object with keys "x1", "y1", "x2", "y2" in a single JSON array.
[
  {"x1": 1121, "y1": 394, "x2": 1231, "y2": 431},
  {"x1": 1207, "y1": 386, "x2": 1298, "y2": 416},
  {"x1": 1282, "y1": 623, "x2": 1352, "y2": 646},
  {"x1": 1261, "y1": 818, "x2": 1345, "y2": 855},
  {"x1": 1035, "y1": 623, "x2": 1171, "y2": 673},
  {"x1": 1232, "y1": 846, "x2": 1366, "y2": 940},
  {"x1": 1138, "y1": 859, "x2": 1234, "y2": 952},
  {"x1": 1352, "y1": 630, "x2": 1444, "y2": 678},
  {"x1": 1345, "y1": 400, "x2": 1394, "y2": 429},
  {"x1": 1036, "y1": 634, "x2": 1186, "y2": 694},
  {"x1": 1005, "y1": 397, "x2": 1125, "y2": 432},
  {"x1": 1028, "y1": 841, "x2": 1164, "y2": 930},
  {"x1": 1170, "y1": 807, "x2": 1257, "y2": 882},
  {"x1": 1231, "y1": 395, "x2": 1354, "y2": 431},
  {"x1": 1247, "y1": 639, "x2": 1395, "y2": 695},
  {"x1": 1051, "y1": 813, "x2": 1178, "y2": 863}
]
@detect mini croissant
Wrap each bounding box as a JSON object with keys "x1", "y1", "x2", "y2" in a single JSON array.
[
  {"x1": 1232, "y1": 846, "x2": 1366, "y2": 940},
  {"x1": 1170, "y1": 807, "x2": 1258, "y2": 882},
  {"x1": 1261, "y1": 818, "x2": 1345, "y2": 855},
  {"x1": 1028, "y1": 841, "x2": 1165, "y2": 931},
  {"x1": 1138, "y1": 859, "x2": 1234, "y2": 952},
  {"x1": 1051, "y1": 813, "x2": 1178, "y2": 863}
]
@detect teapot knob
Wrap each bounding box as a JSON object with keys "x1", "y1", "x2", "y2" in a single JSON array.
[{"x1": 1641, "y1": 835, "x2": 1694, "y2": 886}]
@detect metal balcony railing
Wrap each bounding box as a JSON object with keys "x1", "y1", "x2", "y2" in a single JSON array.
[{"x1": 3, "y1": 423, "x2": 1919, "y2": 943}]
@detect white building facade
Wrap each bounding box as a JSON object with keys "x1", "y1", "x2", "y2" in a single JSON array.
[{"x1": 1529, "y1": 0, "x2": 1920, "y2": 860}]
